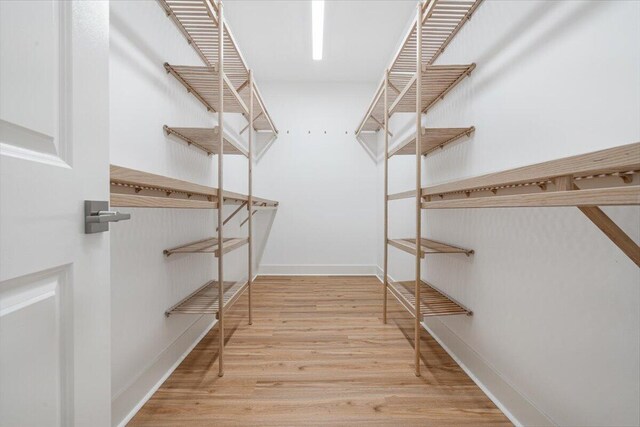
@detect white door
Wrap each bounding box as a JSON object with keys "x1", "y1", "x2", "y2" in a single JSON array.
[{"x1": 0, "y1": 1, "x2": 111, "y2": 426}]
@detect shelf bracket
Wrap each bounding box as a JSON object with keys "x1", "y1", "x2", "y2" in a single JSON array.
[
  {"x1": 240, "y1": 209, "x2": 258, "y2": 227},
  {"x1": 216, "y1": 201, "x2": 247, "y2": 231},
  {"x1": 579, "y1": 206, "x2": 640, "y2": 267},
  {"x1": 572, "y1": 183, "x2": 640, "y2": 267}
]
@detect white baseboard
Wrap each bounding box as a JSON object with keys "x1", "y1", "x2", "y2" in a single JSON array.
[
  {"x1": 259, "y1": 264, "x2": 378, "y2": 275},
  {"x1": 374, "y1": 270, "x2": 553, "y2": 427},
  {"x1": 375, "y1": 265, "x2": 384, "y2": 281},
  {"x1": 111, "y1": 314, "x2": 217, "y2": 427},
  {"x1": 421, "y1": 319, "x2": 554, "y2": 426}
]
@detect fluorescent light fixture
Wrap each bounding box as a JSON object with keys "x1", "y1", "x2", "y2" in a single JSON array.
[{"x1": 312, "y1": 0, "x2": 324, "y2": 60}]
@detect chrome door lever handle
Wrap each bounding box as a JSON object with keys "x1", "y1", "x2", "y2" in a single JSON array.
[
  {"x1": 85, "y1": 200, "x2": 131, "y2": 234},
  {"x1": 86, "y1": 211, "x2": 131, "y2": 224}
]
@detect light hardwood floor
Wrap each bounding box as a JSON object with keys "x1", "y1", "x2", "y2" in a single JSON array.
[{"x1": 130, "y1": 276, "x2": 511, "y2": 426}]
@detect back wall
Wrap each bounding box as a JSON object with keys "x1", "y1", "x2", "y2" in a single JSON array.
[{"x1": 255, "y1": 82, "x2": 379, "y2": 275}]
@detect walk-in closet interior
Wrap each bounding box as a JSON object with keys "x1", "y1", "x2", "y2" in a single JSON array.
[{"x1": 0, "y1": 0, "x2": 638, "y2": 426}]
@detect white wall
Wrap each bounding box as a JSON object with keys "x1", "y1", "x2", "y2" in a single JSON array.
[
  {"x1": 376, "y1": 1, "x2": 640, "y2": 425},
  {"x1": 255, "y1": 82, "x2": 379, "y2": 275},
  {"x1": 109, "y1": 2, "x2": 276, "y2": 425}
]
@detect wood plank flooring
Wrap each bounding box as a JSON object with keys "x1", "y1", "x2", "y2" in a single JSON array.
[{"x1": 130, "y1": 276, "x2": 510, "y2": 426}]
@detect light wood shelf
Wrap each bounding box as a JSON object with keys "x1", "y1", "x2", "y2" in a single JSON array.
[
  {"x1": 110, "y1": 165, "x2": 278, "y2": 209},
  {"x1": 388, "y1": 279, "x2": 472, "y2": 319},
  {"x1": 164, "y1": 125, "x2": 248, "y2": 157},
  {"x1": 424, "y1": 187, "x2": 639, "y2": 209},
  {"x1": 421, "y1": 142, "x2": 640, "y2": 266},
  {"x1": 165, "y1": 63, "x2": 249, "y2": 115},
  {"x1": 357, "y1": 64, "x2": 475, "y2": 133},
  {"x1": 164, "y1": 237, "x2": 248, "y2": 257},
  {"x1": 388, "y1": 238, "x2": 474, "y2": 257},
  {"x1": 110, "y1": 164, "x2": 218, "y2": 209},
  {"x1": 422, "y1": 142, "x2": 640, "y2": 207},
  {"x1": 158, "y1": 0, "x2": 241, "y2": 75},
  {"x1": 390, "y1": 64, "x2": 476, "y2": 115},
  {"x1": 165, "y1": 280, "x2": 248, "y2": 319},
  {"x1": 392, "y1": 0, "x2": 485, "y2": 74},
  {"x1": 389, "y1": 127, "x2": 475, "y2": 157}
]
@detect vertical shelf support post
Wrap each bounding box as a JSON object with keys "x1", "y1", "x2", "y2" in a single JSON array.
[
  {"x1": 248, "y1": 70, "x2": 254, "y2": 325},
  {"x1": 414, "y1": 1, "x2": 423, "y2": 377},
  {"x1": 383, "y1": 69, "x2": 390, "y2": 324},
  {"x1": 217, "y1": 1, "x2": 225, "y2": 378}
]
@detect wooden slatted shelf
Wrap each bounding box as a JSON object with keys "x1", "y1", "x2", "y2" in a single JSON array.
[
  {"x1": 390, "y1": 64, "x2": 476, "y2": 115},
  {"x1": 356, "y1": 0, "x2": 483, "y2": 134},
  {"x1": 164, "y1": 125, "x2": 248, "y2": 157},
  {"x1": 110, "y1": 165, "x2": 279, "y2": 209},
  {"x1": 388, "y1": 238, "x2": 474, "y2": 257},
  {"x1": 422, "y1": 142, "x2": 640, "y2": 208},
  {"x1": 158, "y1": 0, "x2": 240, "y2": 74},
  {"x1": 387, "y1": 279, "x2": 472, "y2": 318},
  {"x1": 391, "y1": 0, "x2": 485, "y2": 74},
  {"x1": 165, "y1": 63, "x2": 249, "y2": 115},
  {"x1": 165, "y1": 280, "x2": 248, "y2": 319},
  {"x1": 357, "y1": 64, "x2": 475, "y2": 133},
  {"x1": 164, "y1": 237, "x2": 248, "y2": 257},
  {"x1": 158, "y1": 0, "x2": 277, "y2": 133},
  {"x1": 389, "y1": 127, "x2": 475, "y2": 157}
]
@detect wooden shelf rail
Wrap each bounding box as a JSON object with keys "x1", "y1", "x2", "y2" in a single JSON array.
[
  {"x1": 388, "y1": 238, "x2": 474, "y2": 257},
  {"x1": 387, "y1": 279, "x2": 472, "y2": 319},
  {"x1": 395, "y1": 0, "x2": 485, "y2": 74},
  {"x1": 165, "y1": 280, "x2": 248, "y2": 319},
  {"x1": 422, "y1": 143, "x2": 640, "y2": 207},
  {"x1": 110, "y1": 164, "x2": 218, "y2": 209},
  {"x1": 110, "y1": 165, "x2": 278, "y2": 209},
  {"x1": 389, "y1": 127, "x2": 475, "y2": 157},
  {"x1": 164, "y1": 237, "x2": 249, "y2": 257},
  {"x1": 421, "y1": 142, "x2": 640, "y2": 266}
]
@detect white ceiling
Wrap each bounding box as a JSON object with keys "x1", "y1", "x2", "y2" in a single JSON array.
[{"x1": 223, "y1": 0, "x2": 416, "y2": 83}]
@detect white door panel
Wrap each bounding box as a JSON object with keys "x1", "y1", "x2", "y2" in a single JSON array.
[
  {"x1": 0, "y1": 1, "x2": 110, "y2": 426},
  {"x1": 0, "y1": 266, "x2": 71, "y2": 427},
  {"x1": 0, "y1": 0, "x2": 69, "y2": 166}
]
